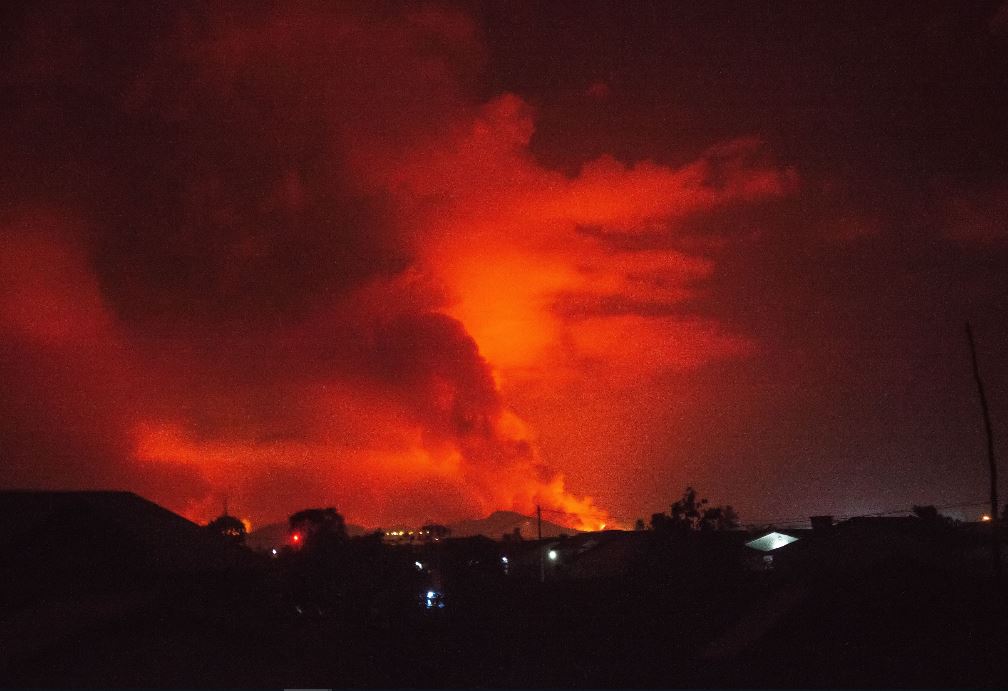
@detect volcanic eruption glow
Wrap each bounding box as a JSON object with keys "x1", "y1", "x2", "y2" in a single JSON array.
[{"x1": 0, "y1": 4, "x2": 795, "y2": 531}]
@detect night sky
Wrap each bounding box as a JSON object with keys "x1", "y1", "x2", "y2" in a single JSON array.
[{"x1": 2, "y1": 1, "x2": 1007, "y2": 530}]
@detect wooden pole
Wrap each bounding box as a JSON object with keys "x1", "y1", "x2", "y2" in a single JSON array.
[
  {"x1": 966, "y1": 322, "x2": 1001, "y2": 582},
  {"x1": 538, "y1": 505, "x2": 544, "y2": 583}
]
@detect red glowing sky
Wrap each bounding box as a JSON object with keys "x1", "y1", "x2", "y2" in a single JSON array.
[{"x1": 2, "y1": 2, "x2": 1007, "y2": 529}]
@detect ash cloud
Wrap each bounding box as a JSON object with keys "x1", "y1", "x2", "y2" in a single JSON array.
[{"x1": 1, "y1": 3, "x2": 793, "y2": 529}]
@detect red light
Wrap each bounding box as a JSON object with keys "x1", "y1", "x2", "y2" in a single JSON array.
[{"x1": 292, "y1": 533, "x2": 301, "y2": 542}]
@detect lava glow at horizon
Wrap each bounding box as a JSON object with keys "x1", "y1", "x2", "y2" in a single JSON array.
[{"x1": 2, "y1": 3, "x2": 1007, "y2": 530}]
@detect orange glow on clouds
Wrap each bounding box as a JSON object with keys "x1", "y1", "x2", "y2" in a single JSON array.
[
  {"x1": 0, "y1": 214, "x2": 113, "y2": 346},
  {"x1": 0, "y1": 6, "x2": 795, "y2": 532},
  {"x1": 374, "y1": 96, "x2": 790, "y2": 385}
]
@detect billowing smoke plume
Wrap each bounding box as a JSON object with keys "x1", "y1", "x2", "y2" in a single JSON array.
[{"x1": 1, "y1": 3, "x2": 793, "y2": 529}]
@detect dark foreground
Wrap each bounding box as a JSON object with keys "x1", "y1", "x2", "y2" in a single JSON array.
[
  {"x1": 4, "y1": 564, "x2": 1008, "y2": 687},
  {"x1": 1, "y1": 493, "x2": 1007, "y2": 687}
]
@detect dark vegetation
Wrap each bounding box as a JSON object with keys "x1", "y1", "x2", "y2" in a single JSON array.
[{"x1": 648, "y1": 486, "x2": 740, "y2": 533}]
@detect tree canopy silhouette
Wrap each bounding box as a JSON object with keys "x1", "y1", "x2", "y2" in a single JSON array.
[
  {"x1": 650, "y1": 487, "x2": 739, "y2": 532},
  {"x1": 289, "y1": 507, "x2": 348, "y2": 549}
]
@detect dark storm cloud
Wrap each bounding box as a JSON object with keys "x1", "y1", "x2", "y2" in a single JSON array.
[{"x1": 4, "y1": 5, "x2": 415, "y2": 327}]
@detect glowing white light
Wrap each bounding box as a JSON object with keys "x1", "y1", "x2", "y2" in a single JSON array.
[
  {"x1": 501, "y1": 556, "x2": 508, "y2": 564},
  {"x1": 548, "y1": 550, "x2": 558, "y2": 561},
  {"x1": 745, "y1": 532, "x2": 799, "y2": 552},
  {"x1": 427, "y1": 590, "x2": 435, "y2": 599},
  {"x1": 415, "y1": 561, "x2": 423, "y2": 570},
  {"x1": 981, "y1": 514, "x2": 992, "y2": 522},
  {"x1": 271, "y1": 548, "x2": 278, "y2": 555}
]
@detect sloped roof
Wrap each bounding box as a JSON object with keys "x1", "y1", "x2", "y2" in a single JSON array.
[
  {"x1": 746, "y1": 531, "x2": 800, "y2": 552},
  {"x1": 566, "y1": 531, "x2": 650, "y2": 579},
  {"x1": 0, "y1": 490, "x2": 258, "y2": 574}
]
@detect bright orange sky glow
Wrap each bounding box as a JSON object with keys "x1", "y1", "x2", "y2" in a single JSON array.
[{"x1": 3, "y1": 3, "x2": 1006, "y2": 532}]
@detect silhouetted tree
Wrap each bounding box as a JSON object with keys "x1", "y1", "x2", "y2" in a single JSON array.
[
  {"x1": 634, "y1": 518, "x2": 647, "y2": 531},
  {"x1": 289, "y1": 507, "x2": 348, "y2": 549},
  {"x1": 912, "y1": 504, "x2": 960, "y2": 526},
  {"x1": 699, "y1": 505, "x2": 740, "y2": 531},
  {"x1": 206, "y1": 514, "x2": 246, "y2": 544},
  {"x1": 912, "y1": 505, "x2": 940, "y2": 522},
  {"x1": 282, "y1": 510, "x2": 422, "y2": 621},
  {"x1": 671, "y1": 487, "x2": 707, "y2": 528},
  {"x1": 723, "y1": 505, "x2": 740, "y2": 529},
  {"x1": 652, "y1": 487, "x2": 740, "y2": 532}
]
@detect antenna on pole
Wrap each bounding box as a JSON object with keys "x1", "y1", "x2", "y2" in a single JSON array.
[
  {"x1": 537, "y1": 504, "x2": 544, "y2": 583},
  {"x1": 966, "y1": 322, "x2": 1001, "y2": 582}
]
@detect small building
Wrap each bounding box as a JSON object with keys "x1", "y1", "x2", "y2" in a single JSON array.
[
  {"x1": 744, "y1": 531, "x2": 802, "y2": 570},
  {"x1": 0, "y1": 490, "x2": 262, "y2": 663}
]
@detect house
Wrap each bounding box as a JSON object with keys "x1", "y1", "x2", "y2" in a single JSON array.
[
  {"x1": 0, "y1": 490, "x2": 258, "y2": 575},
  {"x1": 743, "y1": 530, "x2": 806, "y2": 570},
  {"x1": 700, "y1": 516, "x2": 1007, "y2": 686},
  {"x1": 0, "y1": 490, "x2": 262, "y2": 665}
]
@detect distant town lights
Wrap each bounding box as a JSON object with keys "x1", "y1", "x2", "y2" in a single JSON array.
[
  {"x1": 981, "y1": 514, "x2": 992, "y2": 522},
  {"x1": 548, "y1": 550, "x2": 558, "y2": 561}
]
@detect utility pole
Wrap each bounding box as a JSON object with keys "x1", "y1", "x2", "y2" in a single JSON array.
[
  {"x1": 537, "y1": 504, "x2": 544, "y2": 583},
  {"x1": 966, "y1": 322, "x2": 1001, "y2": 583}
]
